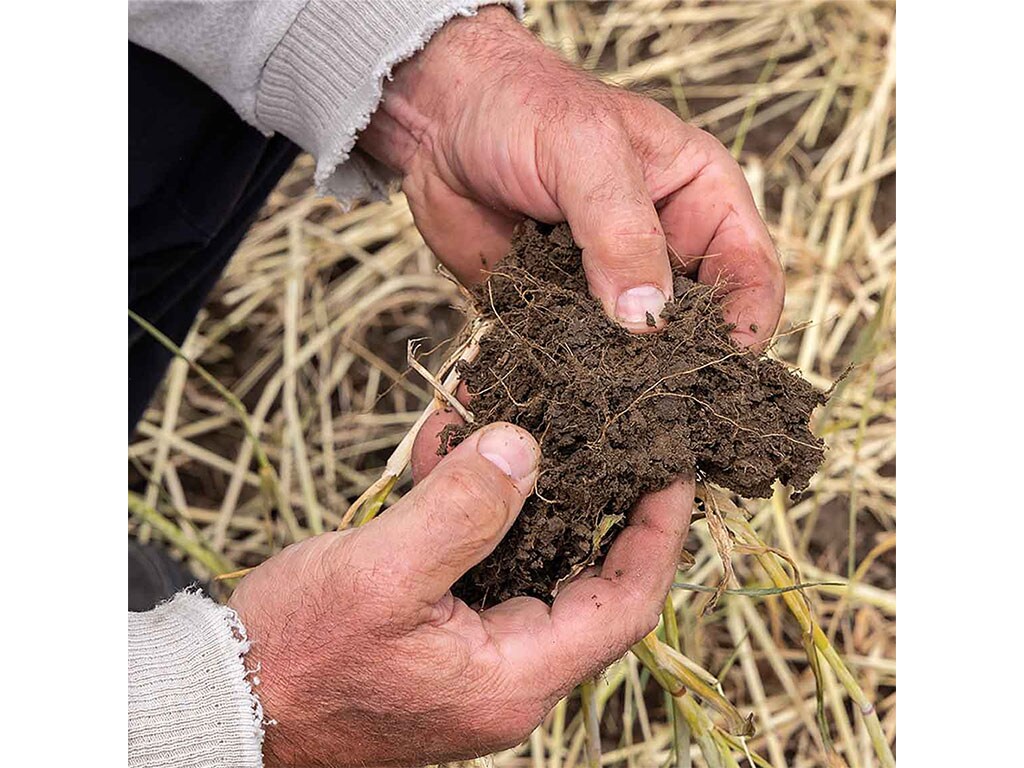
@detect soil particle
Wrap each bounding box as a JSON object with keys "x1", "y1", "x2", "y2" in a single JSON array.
[{"x1": 442, "y1": 221, "x2": 825, "y2": 605}]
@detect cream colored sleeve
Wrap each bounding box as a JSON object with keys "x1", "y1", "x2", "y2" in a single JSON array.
[
  {"x1": 130, "y1": 0, "x2": 524, "y2": 207},
  {"x1": 128, "y1": 591, "x2": 265, "y2": 768}
]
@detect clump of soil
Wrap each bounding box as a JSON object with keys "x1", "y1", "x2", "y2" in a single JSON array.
[{"x1": 442, "y1": 221, "x2": 825, "y2": 605}]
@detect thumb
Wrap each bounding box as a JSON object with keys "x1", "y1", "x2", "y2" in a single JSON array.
[
  {"x1": 549, "y1": 124, "x2": 673, "y2": 332},
  {"x1": 364, "y1": 422, "x2": 540, "y2": 605}
]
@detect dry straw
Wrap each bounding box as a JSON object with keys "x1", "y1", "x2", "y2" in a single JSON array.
[{"x1": 129, "y1": 2, "x2": 896, "y2": 766}]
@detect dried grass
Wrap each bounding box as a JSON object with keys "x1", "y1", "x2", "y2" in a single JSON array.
[{"x1": 129, "y1": 2, "x2": 896, "y2": 766}]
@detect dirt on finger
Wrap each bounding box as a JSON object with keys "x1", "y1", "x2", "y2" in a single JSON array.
[{"x1": 441, "y1": 221, "x2": 825, "y2": 605}]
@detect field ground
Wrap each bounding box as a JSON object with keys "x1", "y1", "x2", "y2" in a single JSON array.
[{"x1": 129, "y1": 2, "x2": 896, "y2": 766}]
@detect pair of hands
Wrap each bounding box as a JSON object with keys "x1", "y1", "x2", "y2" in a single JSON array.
[{"x1": 229, "y1": 7, "x2": 784, "y2": 767}]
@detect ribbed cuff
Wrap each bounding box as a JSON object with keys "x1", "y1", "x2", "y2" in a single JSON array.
[
  {"x1": 128, "y1": 590, "x2": 264, "y2": 768},
  {"x1": 255, "y1": 0, "x2": 524, "y2": 206}
]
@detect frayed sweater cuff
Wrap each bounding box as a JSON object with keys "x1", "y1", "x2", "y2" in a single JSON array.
[
  {"x1": 128, "y1": 590, "x2": 264, "y2": 768},
  {"x1": 255, "y1": 0, "x2": 524, "y2": 207}
]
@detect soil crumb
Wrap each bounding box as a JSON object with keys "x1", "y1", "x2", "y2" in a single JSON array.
[{"x1": 442, "y1": 221, "x2": 825, "y2": 605}]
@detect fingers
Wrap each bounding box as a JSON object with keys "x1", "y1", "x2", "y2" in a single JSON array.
[
  {"x1": 483, "y1": 478, "x2": 693, "y2": 689},
  {"x1": 544, "y1": 117, "x2": 674, "y2": 332},
  {"x1": 550, "y1": 478, "x2": 693, "y2": 667},
  {"x1": 659, "y1": 157, "x2": 783, "y2": 348},
  {"x1": 411, "y1": 406, "x2": 464, "y2": 483},
  {"x1": 363, "y1": 422, "x2": 540, "y2": 605},
  {"x1": 411, "y1": 382, "x2": 472, "y2": 483},
  {"x1": 404, "y1": 169, "x2": 519, "y2": 285},
  {"x1": 700, "y1": 213, "x2": 785, "y2": 350},
  {"x1": 631, "y1": 107, "x2": 784, "y2": 348}
]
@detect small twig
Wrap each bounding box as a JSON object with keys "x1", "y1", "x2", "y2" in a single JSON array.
[
  {"x1": 407, "y1": 340, "x2": 475, "y2": 423},
  {"x1": 339, "y1": 319, "x2": 492, "y2": 528},
  {"x1": 214, "y1": 566, "x2": 257, "y2": 581}
]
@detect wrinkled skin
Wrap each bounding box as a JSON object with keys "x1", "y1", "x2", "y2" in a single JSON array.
[
  {"x1": 231, "y1": 425, "x2": 691, "y2": 766},
  {"x1": 231, "y1": 7, "x2": 783, "y2": 767},
  {"x1": 359, "y1": 7, "x2": 783, "y2": 344}
]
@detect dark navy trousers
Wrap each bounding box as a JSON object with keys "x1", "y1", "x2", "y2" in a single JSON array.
[{"x1": 129, "y1": 43, "x2": 299, "y2": 433}]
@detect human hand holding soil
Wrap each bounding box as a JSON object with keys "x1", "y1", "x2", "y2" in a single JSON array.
[
  {"x1": 359, "y1": 6, "x2": 783, "y2": 345},
  {"x1": 229, "y1": 423, "x2": 691, "y2": 767},
  {"x1": 363, "y1": 6, "x2": 800, "y2": 602},
  {"x1": 415, "y1": 223, "x2": 824, "y2": 604},
  {"x1": 230, "y1": 9, "x2": 806, "y2": 765}
]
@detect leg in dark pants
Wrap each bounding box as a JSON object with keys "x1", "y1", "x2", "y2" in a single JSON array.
[
  {"x1": 129, "y1": 42, "x2": 299, "y2": 434},
  {"x1": 128, "y1": 43, "x2": 300, "y2": 606}
]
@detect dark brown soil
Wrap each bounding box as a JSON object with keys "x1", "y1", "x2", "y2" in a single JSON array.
[{"x1": 442, "y1": 221, "x2": 825, "y2": 605}]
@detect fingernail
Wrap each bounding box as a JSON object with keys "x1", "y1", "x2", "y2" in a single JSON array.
[
  {"x1": 615, "y1": 285, "x2": 667, "y2": 327},
  {"x1": 477, "y1": 424, "x2": 538, "y2": 481}
]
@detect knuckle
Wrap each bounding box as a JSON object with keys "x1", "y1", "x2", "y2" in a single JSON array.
[
  {"x1": 694, "y1": 128, "x2": 733, "y2": 161},
  {"x1": 588, "y1": 114, "x2": 631, "y2": 149},
  {"x1": 534, "y1": 94, "x2": 634, "y2": 171},
  {"x1": 590, "y1": 227, "x2": 666, "y2": 264},
  {"x1": 672, "y1": 127, "x2": 741, "y2": 181},
  {"x1": 536, "y1": 87, "x2": 627, "y2": 139},
  {"x1": 564, "y1": 108, "x2": 622, "y2": 140}
]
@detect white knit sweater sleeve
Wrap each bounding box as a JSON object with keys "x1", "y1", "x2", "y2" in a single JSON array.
[
  {"x1": 129, "y1": 0, "x2": 524, "y2": 206},
  {"x1": 129, "y1": 591, "x2": 264, "y2": 768}
]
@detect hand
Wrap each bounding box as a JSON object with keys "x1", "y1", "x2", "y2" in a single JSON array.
[
  {"x1": 230, "y1": 423, "x2": 692, "y2": 767},
  {"x1": 359, "y1": 6, "x2": 783, "y2": 345}
]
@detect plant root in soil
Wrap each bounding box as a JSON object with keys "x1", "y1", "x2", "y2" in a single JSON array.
[{"x1": 442, "y1": 221, "x2": 826, "y2": 605}]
